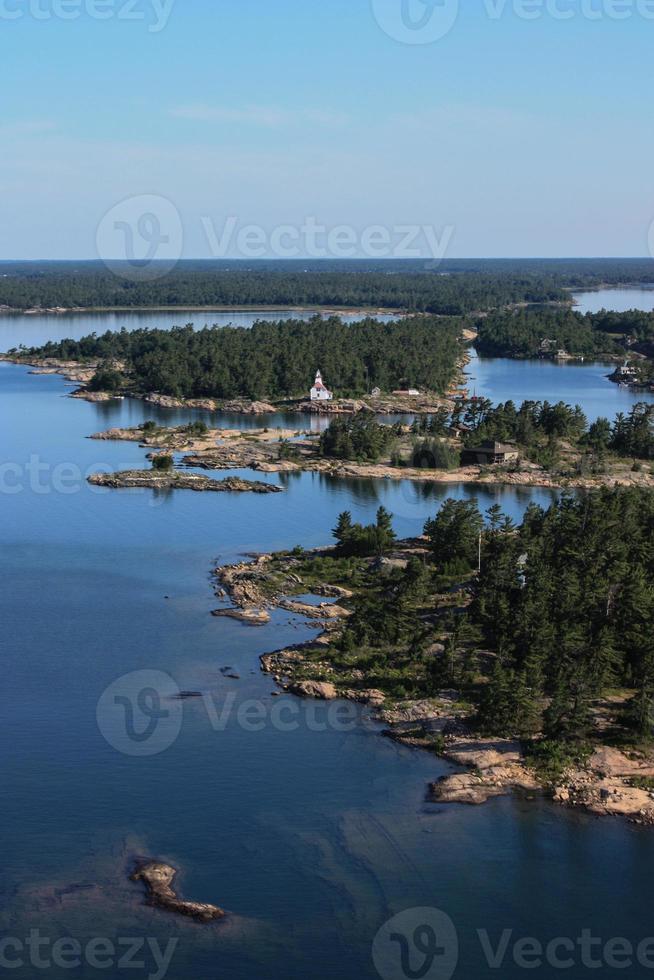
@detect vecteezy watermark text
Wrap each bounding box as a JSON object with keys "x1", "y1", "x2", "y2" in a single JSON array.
[
  {"x1": 0, "y1": 456, "x2": 106, "y2": 496},
  {"x1": 0, "y1": 931, "x2": 177, "y2": 980},
  {"x1": 372, "y1": 907, "x2": 654, "y2": 978},
  {"x1": 96, "y1": 670, "x2": 376, "y2": 756},
  {"x1": 95, "y1": 194, "x2": 455, "y2": 281},
  {"x1": 0, "y1": 0, "x2": 175, "y2": 31},
  {"x1": 202, "y1": 216, "x2": 454, "y2": 263},
  {"x1": 372, "y1": 0, "x2": 654, "y2": 45}
]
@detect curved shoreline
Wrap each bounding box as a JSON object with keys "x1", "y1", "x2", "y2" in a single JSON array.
[{"x1": 214, "y1": 547, "x2": 654, "y2": 827}]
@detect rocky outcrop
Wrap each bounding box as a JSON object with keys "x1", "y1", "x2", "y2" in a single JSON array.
[
  {"x1": 90, "y1": 427, "x2": 145, "y2": 441},
  {"x1": 87, "y1": 470, "x2": 283, "y2": 493},
  {"x1": 71, "y1": 389, "x2": 121, "y2": 402},
  {"x1": 552, "y1": 747, "x2": 654, "y2": 824},
  {"x1": 217, "y1": 555, "x2": 274, "y2": 609},
  {"x1": 141, "y1": 393, "x2": 276, "y2": 414},
  {"x1": 212, "y1": 608, "x2": 271, "y2": 625},
  {"x1": 289, "y1": 680, "x2": 338, "y2": 700},
  {"x1": 429, "y1": 739, "x2": 540, "y2": 806},
  {"x1": 277, "y1": 598, "x2": 351, "y2": 620},
  {"x1": 130, "y1": 861, "x2": 225, "y2": 922}
]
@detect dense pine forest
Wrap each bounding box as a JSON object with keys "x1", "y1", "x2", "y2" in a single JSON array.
[
  {"x1": 22, "y1": 315, "x2": 465, "y2": 399},
  {"x1": 324, "y1": 488, "x2": 654, "y2": 745},
  {"x1": 0, "y1": 262, "x2": 570, "y2": 314},
  {"x1": 472, "y1": 488, "x2": 654, "y2": 740}
]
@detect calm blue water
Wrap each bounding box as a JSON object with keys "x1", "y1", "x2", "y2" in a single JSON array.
[
  {"x1": 468, "y1": 350, "x2": 654, "y2": 423},
  {"x1": 4, "y1": 308, "x2": 654, "y2": 979},
  {"x1": 573, "y1": 286, "x2": 654, "y2": 314}
]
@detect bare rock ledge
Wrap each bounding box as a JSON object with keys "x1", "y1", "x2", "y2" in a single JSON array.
[{"x1": 87, "y1": 470, "x2": 283, "y2": 494}]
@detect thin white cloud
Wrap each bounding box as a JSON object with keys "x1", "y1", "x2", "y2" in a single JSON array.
[{"x1": 170, "y1": 104, "x2": 349, "y2": 128}]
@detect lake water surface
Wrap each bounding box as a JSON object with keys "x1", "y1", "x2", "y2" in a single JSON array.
[
  {"x1": 573, "y1": 286, "x2": 654, "y2": 314},
  {"x1": 3, "y1": 308, "x2": 654, "y2": 979}
]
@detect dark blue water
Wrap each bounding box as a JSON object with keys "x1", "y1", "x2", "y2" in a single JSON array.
[{"x1": 3, "y1": 322, "x2": 654, "y2": 978}]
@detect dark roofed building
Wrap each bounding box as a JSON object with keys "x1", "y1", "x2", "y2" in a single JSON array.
[{"x1": 461, "y1": 441, "x2": 520, "y2": 466}]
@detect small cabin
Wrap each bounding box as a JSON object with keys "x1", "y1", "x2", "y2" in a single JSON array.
[
  {"x1": 310, "y1": 370, "x2": 333, "y2": 401},
  {"x1": 462, "y1": 441, "x2": 520, "y2": 466},
  {"x1": 370, "y1": 386, "x2": 382, "y2": 398}
]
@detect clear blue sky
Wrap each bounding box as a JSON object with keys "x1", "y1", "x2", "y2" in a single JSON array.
[{"x1": 2, "y1": 0, "x2": 653, "y2": 259}]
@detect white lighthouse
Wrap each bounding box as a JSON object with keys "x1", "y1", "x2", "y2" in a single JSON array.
[{"x1": 310, "y1": 370, "x2": 333, "y2": 401}]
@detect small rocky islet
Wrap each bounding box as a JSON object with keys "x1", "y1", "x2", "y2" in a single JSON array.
[
  {"x1": 87, "y1": 470, "x2": 283, "y2": 494},
  {"x1": 130, "y1": 861, "x2": 225, "y2": 923}
]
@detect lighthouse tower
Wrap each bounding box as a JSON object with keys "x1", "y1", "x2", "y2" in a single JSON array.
[{"x1": 310, "y1": 370, "x2": 333, "y2": 401}]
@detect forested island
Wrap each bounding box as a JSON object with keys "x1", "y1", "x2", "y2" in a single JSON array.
[
  {"x1": 216, "y1": 487, "x2": 654, "y2": 823},
  {"x1": 476, "y1": 308, "x2": 654, "y2": 385},
  {"x1": 12, "y1": 315, "x2": 466, "y2": 400}
]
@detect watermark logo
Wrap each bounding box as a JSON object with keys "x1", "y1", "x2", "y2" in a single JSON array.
[
  {"x1": 97, "y1": 672, "x2": 383, "y2": 757},
  {"x1": 96, "y1": 195, "x2": 183, "y2": 281},
  {"x1": 96, "y1": 670, "x2": 183, "y2": 757},
  {"x1": 202, "y1": 215, "x2": 454, "y2": 264},
  {"x1": 0, "y1": 0, "x2": 175, "y2": 32},
  {"x1": 0, "y1": 931, "x2": 177, "y2": 979},
  {"x1": 371, "y1": 0, "x2": 460, "y2": 44},
  {"x1": 373, "y1": 908, "x2": 459, "y2": 980}
]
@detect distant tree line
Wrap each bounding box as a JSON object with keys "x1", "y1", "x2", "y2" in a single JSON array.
[
  {"x1": 0, "y1": 262, "x2": 572, "y2": 314},
  {"x1": 4, "y1": 259, "x2": 654, "y2": 313}
]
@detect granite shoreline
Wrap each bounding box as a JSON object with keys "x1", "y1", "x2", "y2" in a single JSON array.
[{"x1": 212, "y1": 547, "x2": 654, "y2": 827}]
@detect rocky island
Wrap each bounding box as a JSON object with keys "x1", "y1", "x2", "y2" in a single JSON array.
[
  {"x1": 88, "y1": 469, "x2": 283, "y2": 494},
  {"x1": 130, "y1": 861, "x2": 225, "y2": 922}
]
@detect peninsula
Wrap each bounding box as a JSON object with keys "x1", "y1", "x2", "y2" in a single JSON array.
[{"x1": 213, "y1": 488, "x2": 654, "y2": 826}]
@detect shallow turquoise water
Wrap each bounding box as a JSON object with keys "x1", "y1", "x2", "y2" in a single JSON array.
[{"x1": 3, "y1": 316, "x2": 654, "y2": 978}]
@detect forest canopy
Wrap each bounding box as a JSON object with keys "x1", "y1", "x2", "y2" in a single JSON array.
[
  {"x1": 22, "y1": 315, "x2": 465, "y2": 400},
  {"x1": 474, "y1": 306, "x2": 654, "y2": 360}
]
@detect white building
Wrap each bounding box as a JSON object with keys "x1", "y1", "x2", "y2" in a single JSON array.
[{"x1": 310, "y1": 370, "x2": 333, "y2": 401}]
